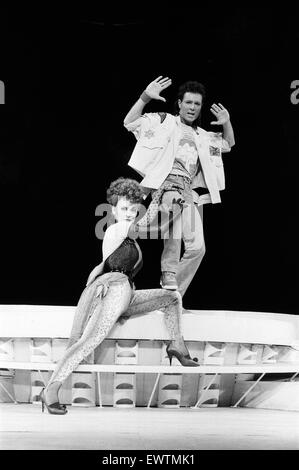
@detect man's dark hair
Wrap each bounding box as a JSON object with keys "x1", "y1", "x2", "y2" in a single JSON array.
[{"x1": 173, "y1": 81, "x2": 206, "y2": 127}]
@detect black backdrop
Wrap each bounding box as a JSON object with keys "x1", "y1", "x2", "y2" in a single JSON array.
[{"x1": 0, "y1": 6, "x2": 298, "y2": 313}]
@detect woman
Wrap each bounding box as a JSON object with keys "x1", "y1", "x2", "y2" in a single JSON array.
[{"x1": 41, "y1": 177, "x2": 198, "y2": 415}]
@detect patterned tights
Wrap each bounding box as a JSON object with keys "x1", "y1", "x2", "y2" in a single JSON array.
[{"x1": 47, "y1": 273, "x2": 184, "y2": 385}]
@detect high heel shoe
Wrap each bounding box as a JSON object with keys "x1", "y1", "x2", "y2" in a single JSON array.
[
  {"x1": 39, "y1": 388, "x2": 68, "y2": 415},
  {"x1": 166, "y1": 344, "x2": 199, "y2": 367}
]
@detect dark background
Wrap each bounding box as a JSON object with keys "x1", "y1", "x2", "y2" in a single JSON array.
[{"x1": 0, "y1": 6, "x2": 298, "y2": 313}]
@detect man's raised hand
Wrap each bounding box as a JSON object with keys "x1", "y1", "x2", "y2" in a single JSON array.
[
  {"x1": 210, "y1": 103, "x2": 230, "y2": 125},
  {"x1": 145, "y1": 76, "x2": 172, "y2": 102}
]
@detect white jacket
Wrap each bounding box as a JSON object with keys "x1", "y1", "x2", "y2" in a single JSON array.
[{"x1": 125, "y1": 113, "x2": 231, "y2": 204}]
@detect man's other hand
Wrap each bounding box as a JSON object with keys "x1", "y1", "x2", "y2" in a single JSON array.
[{"x1": 210, "y1": 103, "x2": 230, "y2": 125}]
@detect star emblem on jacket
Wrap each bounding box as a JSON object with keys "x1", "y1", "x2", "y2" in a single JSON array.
[
  {"x1": 209, "y1": 146, "x2": 221, "y2": 156},
  {"x1": 144, "y1": 129, "x2": 155, "y2": 139}
]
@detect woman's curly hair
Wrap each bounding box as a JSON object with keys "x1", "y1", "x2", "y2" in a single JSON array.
[{"x1": 106, "y1": 177, "x2": 144, "y2": 206}]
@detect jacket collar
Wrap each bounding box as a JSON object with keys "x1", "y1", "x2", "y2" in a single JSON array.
[{"x1": 174, "y1": 115, "x2": 206, "y2": 136}]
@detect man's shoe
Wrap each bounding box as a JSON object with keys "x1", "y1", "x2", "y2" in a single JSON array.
[{"x1": 160, "y1": 272, "x2": 178, "y2": 290}]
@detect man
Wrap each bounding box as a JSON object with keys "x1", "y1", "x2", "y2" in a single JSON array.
[{"x1": 123, "y1": 76, "x2": 235, "y2": 298}]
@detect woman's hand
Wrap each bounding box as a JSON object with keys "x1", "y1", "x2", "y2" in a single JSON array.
[
  {"x1": 210, "y1": 103, "x2": 230, "y2": 125},
  {"x1": 96, "y1": 282, "x2": 109, "y2": 298},
  {"x1": 145, "y1": 76, "x2": 172, "y2": 102}
]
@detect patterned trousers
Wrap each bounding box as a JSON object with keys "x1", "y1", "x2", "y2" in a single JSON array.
[{"x1": 48, "y1": 272, "x2": 183, "y2": 385}]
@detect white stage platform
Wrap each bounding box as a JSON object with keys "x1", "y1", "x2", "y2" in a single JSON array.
[
  {"x1": 1, "y1": 305, "x2": 299, "y2": 345},
  {"x1": 1, "y1": 305, "x2": 299, "y2": 411}
]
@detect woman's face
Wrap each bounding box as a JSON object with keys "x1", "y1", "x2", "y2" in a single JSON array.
[{"x1": 112, "y1": 197, "x2": 139, "y2": 223}]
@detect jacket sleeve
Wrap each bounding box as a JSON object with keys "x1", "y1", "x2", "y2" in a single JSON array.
[
  {"x1": 221, "y1": 138, "x2": 231, "y2": 153},
  {"x1": 124, "y1": 112, "x2": 163, "y2": 140},
  {"x1": 207, "y1": 131, "x2": 231, "y2": 154}
]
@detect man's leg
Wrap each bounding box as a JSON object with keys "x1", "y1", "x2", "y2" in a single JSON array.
[
  {"x1": 176, "y1": 203, "x2": 206, "y2": 298},
  {"x1": 160, "y1": 190, "x2": 183, "y2": 289}
]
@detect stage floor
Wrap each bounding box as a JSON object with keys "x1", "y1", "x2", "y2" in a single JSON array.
[
  {"x1": 0, "y1": 404, "x2": 298, "y2": 450},
  {"x1": 0, "y1": 403, "x2": 299, "y2": 450}
]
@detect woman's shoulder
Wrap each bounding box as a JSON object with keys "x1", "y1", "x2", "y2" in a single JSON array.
[
  {"x1": 104, "y1": 221, "x2": 132, "y2": 240},
  {"x1": 102, "y1": 221, "x2": 133, "y2": 261}
]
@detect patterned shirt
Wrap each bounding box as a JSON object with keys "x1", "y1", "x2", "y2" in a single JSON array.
[{"x1": 171, "y1": 122, "x2": 202, "y2": 179}]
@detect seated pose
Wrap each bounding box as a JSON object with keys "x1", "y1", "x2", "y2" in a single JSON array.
[{"x1": 40, "y1": 177, "x2": 198, "y2": 415}]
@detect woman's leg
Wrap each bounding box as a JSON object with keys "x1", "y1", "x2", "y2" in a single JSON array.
[
  {"x1": 160, "y1": 190, "x2": 183, "y2": 278},
  {"x1": 67, "y1": 282, "x2": 100, "y2": 349},
  {"x1": 45, "y1": 278, "x2": 132, "y2": 404},
  {"x1": 125, "y1": 289, "x2": 188, "y2": 353}
]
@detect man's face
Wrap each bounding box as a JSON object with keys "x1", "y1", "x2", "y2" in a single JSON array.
[{"x1": 178, "y1": 92, "x2": 203, "y2": 125}]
